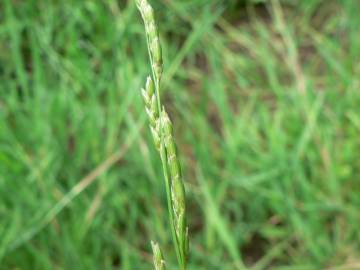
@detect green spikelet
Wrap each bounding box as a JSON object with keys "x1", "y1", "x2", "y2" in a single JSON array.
[
  {"x1": 141, "y1": 76, "x2": 160, "y2": 150},
  {"x1": 151, "y1": 241, "x2": 166, "y2": 270},
  {"x1": 162, "y1": 109, "x2": 188, "y2": 264},
  {"x1": 136, "y1": 0, "x2": 163, "y2": 81}
]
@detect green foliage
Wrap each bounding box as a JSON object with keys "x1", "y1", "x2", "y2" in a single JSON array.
[{"x1": 1, "y1": 0, "x2": 360, "y2": 269}]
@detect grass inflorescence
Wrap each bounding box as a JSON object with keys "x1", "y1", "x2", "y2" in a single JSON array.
[{"x1": 136, "y1": 0, "x2": 189, "y2": 269}]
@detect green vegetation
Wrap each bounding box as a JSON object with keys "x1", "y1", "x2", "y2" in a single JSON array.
[{"x1": 1, "y1": 0, "x2": 360, "y2": 269}]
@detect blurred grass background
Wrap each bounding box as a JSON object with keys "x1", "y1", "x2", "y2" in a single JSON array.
[{"x1": 1, "y1": 0, "x2": 360, "y2": 269}]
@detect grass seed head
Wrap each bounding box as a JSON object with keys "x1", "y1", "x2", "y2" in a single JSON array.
[{"x1": 137, "y1": 1, "x2": 188, "y2": 268}]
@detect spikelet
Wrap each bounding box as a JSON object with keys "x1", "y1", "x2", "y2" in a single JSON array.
[
  {"x1": 141, "y1": 76, "x2": 161, "y2": 150},
  {"x1": 151, "y1": 241, "x2": 166, "y2": 270},
  {"x1": 136, "y1": 0, "x2": 163, "y2": 82},
  {"x1": 162, "y1": 109, "x2": 188, "y2": 263}
]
